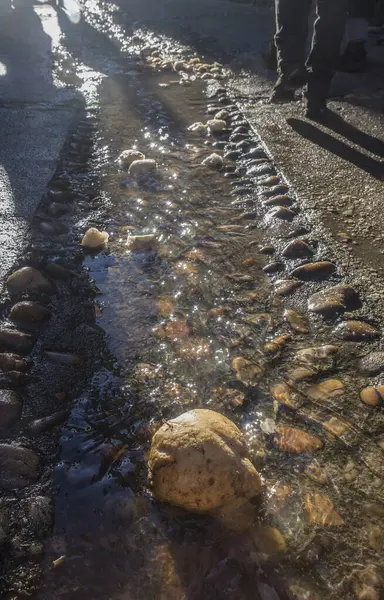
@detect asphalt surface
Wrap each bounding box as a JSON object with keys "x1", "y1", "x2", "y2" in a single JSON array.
[{"x1": 0, "y1": 1, "x2": 78, "y2": 289}]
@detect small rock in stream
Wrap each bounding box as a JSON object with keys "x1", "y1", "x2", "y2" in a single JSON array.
[
  {"x1": 282, "y1": 239, "x2": 313, "y2": 259},
  {"x1": 273, "y1": 426, "x2": 324, "y2": 453},
  {"x1": 232, "y1": 356, "x2": 264, "y2": 385},
  {"x1": 265, "y1": 206, "x2": 296, "y2": 222},
  {"x1": 7, "y1": 267, "x2": 51, "y2": 296},
  {"x1": 290, "y1": 261, "x2": 336, "y2": 281},
  {"x1": 307, "y1": 379, "x2": 345, "y2": 401},
  {"x1": 202, "y1": 153, "x2": 223, "y2": 170},
  {"x1": 284, "y1": 309, "x2": 309, "y2": 333},
  {"x1": 26, "y1": 410, "x2": 70, "y2": 435},
  {"x1": 10, "y1": 301, "x2": 51, "y2": 324},
  {"x1": 117, "y1": 149, "x2": 145, "y2": 167},
  {"x1": 263, "y1": 184, "x2": 290, "y2": 197},
  {"x1": 358, "y1": 351, "x2": 384, "y2": 375},
  {"x1": 360, "y1": 386, "x2": 384, "y2": 407},
  {"x1": 0, "y1": 353, "x2": 27, "y2": 372},
  {"x1": 0, "y1": 390, "x2": 22, "y2": 431},
  {"x1": 0, "y1": 329, "x2": 35, "y2": 354},
  {"x1": 81, "y1": 227, "x2": 109, "y2": 250},
  {"x1": 304, "y1": 492, "x2": 344, "y2": 526},
  {"x1": 274, "y1": 279, "x2": 303, "y2": 296},
  {"x1": 126, "y1": 234, "x2": 157, "y2": 252},
  {"x1": 259, "y1": 245, "x2": 275, "y2": 255},
  {"x1": 333, "y1": 320, "x2": 380, "y2": 341},
  {"x1": 262, "y1": 194, "x2": 293, "y2": 208},
  {"x1": 207, "y1": 119, "x2": 227, "y2": 133},
  {"x1": 308, "y1": 284, "x2": 360, "y2": 315},
  {"x1": 263, "y1": 261, "x2": 284, "y2": 274},
  {"x1": 0, "y1": 444, "x2": 39, "y2": 489},
  {"x1": 128, "y1": 159, "x2": 157, "y2": 177}
]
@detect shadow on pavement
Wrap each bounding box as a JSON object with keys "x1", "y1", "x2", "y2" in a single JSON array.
[
  {"x1": 287, "y1": 116, "x2": 384, "y2": 179},
  {"x1": 322, "y1": 110, "x2": 384, "y2": 158}
]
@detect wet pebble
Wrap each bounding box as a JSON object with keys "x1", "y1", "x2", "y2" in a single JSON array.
[
  {"x1": 10, "y1": 301, "x2": 51, "y2": 324},
  {"x1": 259, "y1": 245, "x2": 275, "y2": 255},
  {"x1": 359, "y1": 352, "x2": 384, "y2": 376},
  {"x1": 263, "y1": 184, "x2": 290, "y2": 197},
  {"x1": 26, "y1": 410, "x2": 70, "y2": 436},
  {"x1": 262, "y1": 194, "x2": 293, "y2": 208},
  {"x1": 232, "y1": 356, "x2": 264, "y2": 385},
  {"x1": 233, "y1": 126, "x2": 249, "y2": 134},
  {"x1": 273, "y1": 426, "x2": 324, "y2": 453},
  {"x1": 333, "y1": 320, "x2": 380, "y2": 341},
  {"x1": 284, "y1": 309, "x2": 309, "y2": 333},
  {"x1": 0, "y1": 353, "x2": 27, "y2": 372},
  {"x1": 274, "y1": 278, "x2": 303, "y2": 296},
  {"x1": 243, "y1": 147, "x2": 267, "y2": 159},
  {"x1": 202, "y1": 153, "x2": 223, "y2": 170},
  {"x1": 207, "y1": 119, "x2": 227, "y2": 133},
  {"x1": 307, "y1": 379, "x2": 345, "y2": 401},
  {"x1": 282, "y1": 239, "x2": 313, "y2": 259},
  {"x1": 126, "y1": 234, "x2": 157, "y2": 252},
  {"x1": 117, "y1": 149, "x2": 145, "y2": 167},
  {"x1": 305, "y1": 462, "x2": 328, "y2": 484},
  {"x1": 263, "y1": 261, "x2": 284, "y2": 274},
  {"x1": 263, "y1": 334, "x2": 291, "y2": 355},
  {"x1": 368, "y1": 525, "x2": 384, "y2": 552},
  {"x1": 128, "y1": 159, "x2": 157, "y2": 177},
  {"x1": 360, "y1": 386, "x2": 384, "y2": 407},
  {"x1": 260, "y1": 175, "x2": 280, "y2": 187},
  {"x1": 323, "y1": 416, "x2": 349, "y2": 438},
  {"x1": 308, "y1": 284, "x2": 360, "y2": 315},
  {"x1": 7, "y1": 267, "x2": 51, "y2": 295},
  {"x1": 81, "y1": 227, "x2": 109, "y2": 250},
  {"x1": 270, "y1": 382, "x2": 300, "y2": 409},
  {"x1": 253, "y1": 525, "x2": 287, "y2": 554},
  {"x1": 224, "y1": 150, "x2": 242, "y2": 160},
  {"x1": 0, "y1": 390, "x2": 22, "y2": 431},
  {"x1": 0, "y1": 329, "x2": 34, "y2": 354},
  {"x1": 290, "y1": 261, "x2": 336, "y2": 281},
  {"x1": 304, "y1": 492, "x2": 344, "y2": 526},
  {"x1": 0, "y1": 444, "x2": 39, "y2": 490},
  {"x1": 265, "y1": 206, "x2": 296, "y2": 222},
  {"x1": 214, "y1": 109, "x2": 229, "y2": 120}
]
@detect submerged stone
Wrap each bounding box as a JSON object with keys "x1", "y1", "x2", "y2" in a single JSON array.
[
  {"x1": 265, "y1": 206, "x2": 296, "y2": 222},
  {"x1": 0, "y1": 444, "x2": 39, "y2": 490},
  {"x1": 304, "y1": 492, "x2": 344, "y2": 526},
  {"x1": 0, "y1": 329, "x2": 35, "y2": 354},
  {"x1": 232, "y1": 357, "x2": 264, "y2": 385},
  {"x1": 207, "y1": 119, "x2": 227, "y2": 133},
  {"x1": 0, "y1": 353, "x2": 27, "y2": 372},
  {"x1": 148, "y1": 409, "x2": 262, "y2": 513},
  {"x1": 202, "y1": 153, "x2": 223, "y2": 170},
  {"x1": 333, "y1": 320, "x2": 380, "y2": 341},
  {"x1": 10, "y1": 302, "x2": 51, "y2": 324},
  {"x1": 0, "y1": 390, "x2": 22, "y2": 431},
  {"x1": 262, "y1": 194, "x2": 293, "y2": 208},
  {"x1": 307, "y1": 379, "x2": 345, "y2": 401},
  {"x1": 7, "y1": 267, "x2": 51, "y2": 296},
  {"x1": 270, "y1": 382, "x2": 300, "y2": 409},
  {"x1": 360, "y1": 386, "x2": 384, "y2": 407},
  {"x1": 273, "y1": 426, "x2": 323, "y2": 454},
  {"x1": 274, "y1": 279, "x2": 303, "y2": 296},
  {"x1": 290, "y1": 261, "x2": 336, "y2": 281},
  {"x1": 128, "y1": 159, "x2": 157, "y2": 177},
  {"x1": 126, "y1": 234, "x2": 157, "y2": 252},
  {"x1": 117, "y1": 149, "x2": 145, "y2": 167},
  {"x1": 284, "y1": 309, "x2": 309, "y2": 334}
]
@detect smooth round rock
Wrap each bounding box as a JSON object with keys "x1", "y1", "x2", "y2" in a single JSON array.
[
  {"x1": 290, "y1": 261, "x2": 336, "y2": 281},
  {"x1": 333, "y1": 320, "x2": 380, "y2": 342},
  {"x1": 274, "y1": 279, "x2": 303, "y2": 296},
  {"x1": 81, "y1": 228, "x2": 109, "y2": 250},
  {"x1": 359, "y1": 352, "x2": 384, "y2": 376},
  {"x1": 126, "y1": 234, "x2": 157, "y2": 252},
  {"x1": 117, "y1": 149, "x2": 145, "y2": 167},
  {"x1": 10, "y1": 302, "x2": 51, "y2": 324},
  {"x1": 202, "y1": 153, "x2": 223, "y2": 170},
  {"x1": 262, "y1": 195, "x2": 293, "y2": 208},
  {"x1": 0, "y1": 353, "x2": 27, "y2": 372},
  {"x1": 284, "y1": 309, "x2": 309, "y2": 333},
  {"x1": 265, "y1": 206, "x2": 296, "y2": 222},
  {"x1": 263, "y1": 261, "x2": 284, "y2": 274},
  {"x1": 0, "y1": 329, "x2": 35, "y2": 354},
  {"x1": 308, "y1": 284, "x2": 360, "y2": 315},
  {"x1": 0, "y1": 444, "x2": 39, "y2": 490},
  {"x1": 148, "y1": 409, "x2": 262, "y2": 513},
  {"x1": 273, "y1": 426, "x2": 323, "y2": 454},
  {"x1": 7, "y1": 267, "x2": 51, "y2": 296},
  {"x1": 360, "y1": 386, "x2": 384, "y2": 407},
  {"x1": 307, "y1": 379, "x2": 345, "y2": 401},
  {"x1": 282, "y1": 239, "x2": 313, "y2": 259},
  {"x1": 0, "y1": 390, "x2": 22, "y2": 431},
  {"x1": 128, "y1": 159, "x2": 157, "y2": 177}
]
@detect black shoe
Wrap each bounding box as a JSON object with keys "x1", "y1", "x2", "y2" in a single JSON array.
[
  {"x1": 304, "y1": 96, "x2": 327, "y2": 120},
  {"x1": 339, "y1": 41, "x2": 367, "y2": 73},
  {"x1": 269, "y1": 69, "x2": 307, "y2": 104}
]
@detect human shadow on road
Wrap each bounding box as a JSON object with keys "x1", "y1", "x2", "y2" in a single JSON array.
[
  {"x1": 322, "y1": 110, "x2": 384, "y2": 159},
  {"x1": 286, "y1": 117, "x2": 384, "y2": 180}
]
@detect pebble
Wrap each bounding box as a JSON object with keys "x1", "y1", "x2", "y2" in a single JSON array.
[
  {"x1": 117, "y1": 149, "x2": 145, "y2": 167},
  {"x1": 351, "y1": 565, "x2": 382, "y2": 600},
  {"x1": 263, "y1": 334, "x2": 291, "y2": 355},
  {"x1": 360, "y1": 386, "x2": 384, "y2": 407},
  {"x1": 362, "y1": 502, "x2": 384, "y2": 517},
  {"x1": 265, "y1": 206, "x2": 296, "y2": 222},
  {"x1": 253, "y1": 525, "x2": 287, "y2": 554},
  {"x1": 270, "y1": 382, "x2": 300, "y2": 409},
  {"x1": 273, "y1": 426, "x2": 324, "y2": 453},
  {"x1": 323, "y1": 417, "x2": 349, "y2": 438},
  {"x1": 0, "y1": 444, "x2": 39, "y2": 489},
  {"x1": 307, "y1": 379, "x2": 345, "y2": 401},
  {"x1": 232, "y1": 356, "x2": 264, "y2": 385},
  {"x1": 368, "y1": 525, "x2": 384, "y2": 552},
  {"x1": 282, "y1": 239, "x2": 313, "y2": 259},
  {"x1": 156, "y1": 320, "x2": 190, "y2": 340},
  {"x1": 304, "y1": 492, "x2": 344, "y2": 526},
  {"x1": 7, "y1": 267, "x2": 51, "y2": 295},
  {"x1": 44, "y1": 351, "x2": 83, "y2": 365},
  {"x1": 290, "y1": 261, "x2": 336, "y2": 281},
  {"x1": 0, "y1": 390, "x2": 22, "y2": 431},
  {"x1": 81, "y1": 227, "x2": 109, "y2": 250},
  {"x1": 230, "y1": 133, "x2": 248, "y2": 143},
  {"x1": 259, "y1": 245, "x2": 275, "y2": 255},
  {"x1": 333, "y1": 320, "x2": 380, "y2": 341},
  {"x1": 263, "y1": 261, "x2": 284, "y2": 274},
  {"x1": 260, "y1": 175, "x2": 280, "y2": 187},
  {"x1": 308, "y1": 284, "x2": 360, "y2": 315},
  {"x1": 263, "y1": 184, "x2": 289, "y2": 197},
  {"x1": 343, "y1": 458, "x2": 357, "y2": 482},
  {"x1": 207, "y1": 119, "x2": 227, "y2": 133},
  {"x1": 202, "y1": 153, "x2": 223, "y2": 170},
  {"x1": 10, "y1": 301, "x2": 51, "y2": 324},
  {"x1": 188, "y1": 122, "x2": 207, "y2": 134},
  {"x1": 26, "y1": 410, "x2": 70, "y2": 435},
  {"x1": 262, "y1": 194, "x2": 293, "y2": 208},
  {"x1": 274, "y1": 279, "x2": 303, "y2": 296},
  {"x1": 0, "y1": 329, "x2": 35, "y2": 354},
  {"x1": 243, "y1": 147, "x2": 267, "y2": 159},
  {"x1": 305, "y1": 462, "x2": 328, "y2": 484},
  {"x1": 128, "y1": 159, "x2": 157, "y2": 177},
  {"x1": 126, "y1": 234, "x2": 157, "y2": 252},
  {"x1": 295, "y1": 345, "x2": 339, "y2": 368},
  {"x1": 359, "y1": 352, "x2": 384, "y2": 375},
  {"x1": 0, "y1": 353, "x2": 27, "y2": 372},
  {"x1": 215, "y1": 109, "x2": 229, "y2": 121},
  {"x1": 224, "y1": 150, "x2": 242, "y2": 160},
  {"x1": 284, "y1": 309, "x2": 309, "y2": 334}
]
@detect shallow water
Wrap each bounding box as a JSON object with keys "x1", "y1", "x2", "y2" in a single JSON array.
[{"x1": 37, "y1": 5, "x2": 384, "y2": 600}]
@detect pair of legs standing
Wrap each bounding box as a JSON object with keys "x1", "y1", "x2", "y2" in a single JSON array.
[{"x1": 272, "y1": 0, "x2": 348, "y2": 118}]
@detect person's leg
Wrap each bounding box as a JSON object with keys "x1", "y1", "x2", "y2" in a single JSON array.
[
  {"x1": 305, "y1": 0, "x2": 348, "y2": 118},
  {"x1": 270, "y1": 0, "x2": 311, "y2": 102}
]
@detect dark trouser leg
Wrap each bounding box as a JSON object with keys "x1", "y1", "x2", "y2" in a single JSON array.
[
  {"x1": 306, "y1": 0, "x2": 348, "y2": 99},
  {"x1": 275, "y1": 0, "x2": 312, "y2": 79}
]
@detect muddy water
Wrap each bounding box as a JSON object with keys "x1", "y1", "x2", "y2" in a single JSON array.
[{"x1": 36, "y1": 13, "x2": 384, "y2": 600}]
